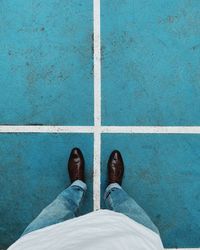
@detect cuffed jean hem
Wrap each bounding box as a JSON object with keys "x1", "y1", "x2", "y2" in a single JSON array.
[
  {"x1": 104, "y1": 183, "x2": 122, "y2": 200},
  {"x1": 71, "y1": 180, "x2": 87, "y2": 192}
]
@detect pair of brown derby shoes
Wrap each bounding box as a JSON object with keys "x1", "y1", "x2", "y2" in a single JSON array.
[{"x1": 68, "y1": 148, "x2": 124, "y2": 185}]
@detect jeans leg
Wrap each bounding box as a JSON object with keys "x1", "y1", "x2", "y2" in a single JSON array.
[
  {"x1": 104, "y1": 183, "x2": 159, "y2": 234},
  {"x1": 22, "y1": 180, "x2": 87, "y2": 236}
]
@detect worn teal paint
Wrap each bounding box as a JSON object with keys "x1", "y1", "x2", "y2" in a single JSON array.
[
  {"x1": 0, "y1": 134, "x2": 93, "y2": 249},
  {"x1": 0, "y1": 0, "x2": 199, "y2": 249},
  {"x1": 101, "y1": 134, "x2": 200, "y2": 248},
  {"x1": 102, "y1": 0, "x2": 200, "y2": 125},
  {"x1": 0, "y1": 0, "x2": 93, "y2": 125}
]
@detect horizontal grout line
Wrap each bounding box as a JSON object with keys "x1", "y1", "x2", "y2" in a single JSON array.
[
  {"x1": 101, "y1": 126, "x2": 200, "y2": 134},
  {"x1": 1, "y1": 126, "x2": 200, "y2": 134},
  {"x1": 0, "y1": 126, "x2": 94, "y2": 133}
]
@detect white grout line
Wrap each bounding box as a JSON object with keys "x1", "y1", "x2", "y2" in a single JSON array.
[
  {"x1": 93, "y1": 0, "x2": 101, "y2": 127},
  {"x1": 1, "y1": 125, "x2": 200, "y2": 134},
  {"x1": 0, "y1": 126, "x2": 94, "y2": 133},
  {"x1": 93, "y1": 131, "x2": 101, "y2": 210},
  {"x1": 93, "y1": 0, "x2": 101, "y2": 210},
  {"x1": 101, "y1": 126, "x2": 200, "y2": 134}
]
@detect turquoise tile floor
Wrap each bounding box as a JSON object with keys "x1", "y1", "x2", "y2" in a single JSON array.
[
  {"x1": 0, "y1": 0, "x2": 199, "y2": 249},
  {"x1": 102, "y1": 0, "x2": 200, "y2": 125},
  {"x1": 101, "y1": 134, "x2": 200, "y2": 248},
  {"x1": 0, "y1": 0, "x2": 93, "y2": 125},
  {"x1": 0, "y1": 133, "x2": 93, "y2": 249}
]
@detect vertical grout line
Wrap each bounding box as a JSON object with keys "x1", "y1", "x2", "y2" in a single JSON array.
[
  {"x1": 93, "y1": 0, "x2": 101, "y2": 126},
  {"x1": 93, "y1": 131, "x2": 101, "y2": 210},
  {"x1": 93, "y1": 0, "x2": 101, "y2": 210}
]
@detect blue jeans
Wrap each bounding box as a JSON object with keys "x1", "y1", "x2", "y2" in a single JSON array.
[
  {"x1": 104, "y1": 183, "x2": 159, "y2": 234},
  {"x1": 22, "y1": 181, "x2": 159, "y2": 236},
  {"x1": 22, "y1": 180, "x2": 86, "y2": 236}
]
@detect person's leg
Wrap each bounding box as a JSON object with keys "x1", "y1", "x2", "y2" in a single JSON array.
[
  {"x1": 104, "y1": 183, "x2": 159, "y2": 234},
  {"x1": 22, "y1": 180, "x2": 86, "y2": 236}
]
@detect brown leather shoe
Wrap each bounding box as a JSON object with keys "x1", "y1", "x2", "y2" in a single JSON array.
[
  {"x1": 108, "y1": 150, "x2": 124, "y2": 185},
  {"x1": 68, "y1": 148, "x2": 85, "y2": 183}
]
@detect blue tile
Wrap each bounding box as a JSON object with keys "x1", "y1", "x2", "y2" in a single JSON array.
[
  {"x1": 101, "y1": 134, "x2": 200, "y2": 248},
  {"x1": 0, "y1": 0, "x2": 93, "y2": 125},
  {"x1": 102, "y1": 0, "x2": 200, "y2": 125},
  {"x1": 0, "y1": 133, "x2": 93, "y2": 249}
]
